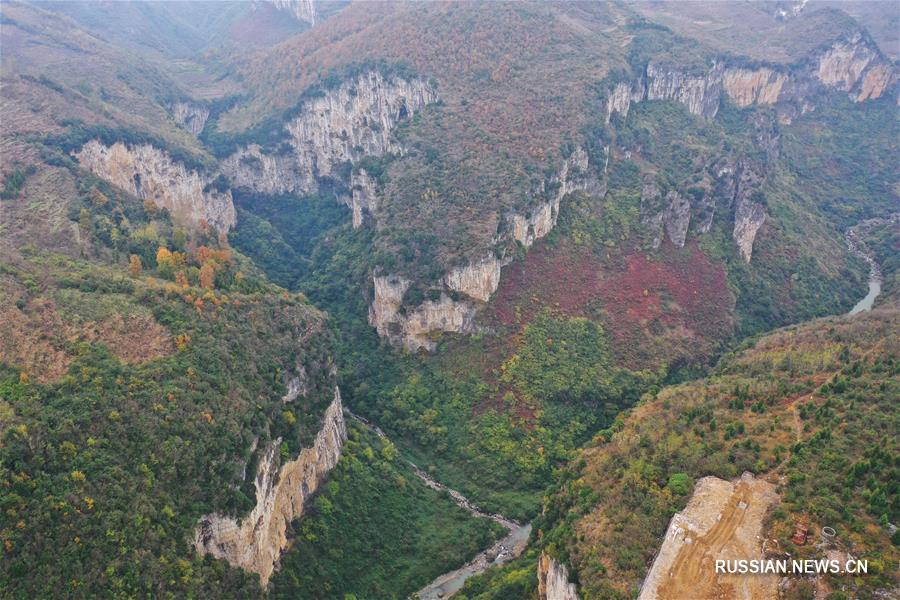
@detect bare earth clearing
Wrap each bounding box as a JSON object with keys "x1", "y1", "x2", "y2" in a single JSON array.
[{"x1": 638, "y1": 473, "x2": 780, "y2": 600}]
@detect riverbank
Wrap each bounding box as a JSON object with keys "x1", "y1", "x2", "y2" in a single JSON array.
[{"x1": 346, "y1": 412, "x2": 532, "y2": 599}]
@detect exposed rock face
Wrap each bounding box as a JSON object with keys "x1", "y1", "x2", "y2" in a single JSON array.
[
  {"x1": 222, "y1": 71, "x2": 437, "y2": 199},
  {"x1": 816, "y1": 32, "x2": 881, "y2": 93},
  {"x1": 222, "y1": 144, "x2": 306, "y2": 197},
  {"x1": 605, "y1": 80, "x2": 645, "y2": 123},
  {"x1": 281, "y1": 365, "x2": 308, "y2": 403},
  {"x1": 646, "y1": 62, "x2": 724, "y2": 118},
  {"x1": 194, "y1": 387, "x2": 347, "y2": 587},
  {"x1": 170, "y1": 101, "x2": 209, "y2": 136},
  {"x1": 722, "y1": 68, "x2": 787, "y2": 107},
  {"x1": 639, "y1": 156, "x2": 767, "y2": 261},
  {"x1": 349, "y1": 169, "x2": 378, "y2": 229},
  {"x1": 75, "y1": 140, "x2": 236, "y2": 231},
  {"x1": 733, "y1": 199, "x2": 766, "y2": 263},
  {"x1": 368, "y1": 274, "x2": 478, "y2": 351},
  {"x1": 538, "y1": 553, "x2": 580, "y2": 600},
  {"x1": 445, "y1": 255, "x2": 506, "y2": 303},
  {"x1": 606, "y1": 33, "x2": 894, "y2": 122},
  {"x1": 270, "y1": 0, "x2": 317, "y2": 25},
  {"x1": 370, "y1": 146, "x2": 602, "y2": 350},
  {"x1": 641, "y1": 185, "x2": 692, "y2": 249},
  {"x1": 509, "y1": 147, "x2": 597, "y2": 248}
]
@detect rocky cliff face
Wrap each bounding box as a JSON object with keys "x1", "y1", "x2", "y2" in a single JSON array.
[
  {"x1": 194, "y1": 387, "x2": 347, "y2": 587},
  {"x1": 445, "y1": 255, "x2": 506, "y2": 303},
  {"x1": 606, "y1": 33, "x2": 894, "y2": 123},
  {"x1": 222, "y1": 71, "x2": 437, "y2": 200},
  {"x1": 722, "y1": 67, "x2": 788, "y2": 107},
  {"x1": 538, "y1": 553, "x2": 580, "y2": 600},
  {"x1": 75, "y1": 140, "x2": 236, "y2": 231},
  {"x1": 646, "y1": 62, "x2": 724, "y2": 118},
  {"x1": 508, "y1": 147, "x2": 598, "y2": 248},
  {"x1": 171, "y1": 101, "x2": 209, "y2": 136},
  {"x1": 270, "y1": 0, "x2": 317, "y2": 25},
  {"x1": 370, "y1": 146, "x2": 601, "y2": 350},
  {"x1": 639, "y1": 156, "x2": 768, "y2": 262},
  {"x1": 641, "y1": 185, "x2": 692, "y2": 249},
  {"x1": 349, "y1": 169, "x2": 378, "y2": 229},
  {"x1": 368, "y1": 274, "x2": 478, "y2": 351}
]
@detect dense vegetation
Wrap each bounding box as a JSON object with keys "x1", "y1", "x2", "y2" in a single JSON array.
[
  {"x1": 272, "y1": 423, "x2": 505, "y2": 599},
  {"x1": 0, "y1": 254, "x2": 336, "y2": 597},
  {"x1": 463, "y1": 308, "x2": 899, "y2": 599}
]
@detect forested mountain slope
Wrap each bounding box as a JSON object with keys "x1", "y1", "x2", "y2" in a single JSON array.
[{"x1": 1, "y1": 1, "x2": 897, "y2": 598}]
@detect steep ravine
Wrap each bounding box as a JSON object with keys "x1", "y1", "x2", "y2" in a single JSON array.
[{"x1": 347, "y1": 413, "x2": 531, "y2": 599}]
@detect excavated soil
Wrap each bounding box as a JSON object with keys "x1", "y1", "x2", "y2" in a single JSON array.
[{"x1": 639, "y1": 473, "x2": 779, "y2": 600}]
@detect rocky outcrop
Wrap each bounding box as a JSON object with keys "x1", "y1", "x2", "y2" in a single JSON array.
[
  {"x1": 722, "y1": 68, "x2": 788, "y2": 107},
  {"x1": 508, "y1": 147, "x2": 598, "y2": 248},
  {"x1": 445, "y1": 255, "x2": 506, "y2": 303},
  {"x1": 281, "y1": 365, "x2": 308, "y2": 403},
  {"x1": 349, "y1": 169, "x2": 378, "y2": 229},
  {"x1": 222, "y1": 71, "x2": 437, "y2": 199},
  {"x1": 606, "y1": 33, "x2": 894, "y2": 122},
  {"x1": 368, "y1": 274, "x2": 478, "y2": 351},
  {"x1": 646, "y1": 62, "x2": 724, "y2": 118},
  {"x1": 170, "y1": 101, "x2": 209, "y2": 136},
  {"x1": 641, "y1": 185, "x2": 691, "y2": 249},
  {"x1": 538, "y1": 553, "x2": 580, "y2": 600},
  {"x1": 639, "y1": 157, "x2": 767, "y2": 261},
  {"x1": 370, "y1": 146, "x2": 602, "y2": 350},
  {"x1": 221, "y1": 144, "x2": 307, "y2": 197},
  {"x1": 733, "y1": 197, "x2": 766, "y2": 263},
  {"x1": 194, "y1": 387, "x2": 347, "y2": 587},
  {"x1": 75, "y1": 140, "x2": 236, "y2": 231},
  {"x1": 731, "y1": 162, "x2": 767, "y2": 263},
  {"x1": 270, "y1": 0, "x2": 317, "y2": 25},
  {"x1": 816, "y1": 32, "x2": 882, "y2": 94}
]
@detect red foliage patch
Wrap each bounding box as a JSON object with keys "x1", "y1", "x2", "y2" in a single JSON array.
[{"x1": 483, "y1": 240, "x2": 735, "y2": 369}]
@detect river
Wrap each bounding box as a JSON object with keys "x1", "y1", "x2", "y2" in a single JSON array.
[
  {"x1": 845, "y1": 214, "x2": 897, "y2": 314},
  {"x1": 346, "y1": 412, "x2": 531, "y2": 599}
]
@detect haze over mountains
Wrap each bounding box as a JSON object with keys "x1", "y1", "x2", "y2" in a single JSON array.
[{"x1": 0, "y1": 1, "x2": 897, "y2": 598}]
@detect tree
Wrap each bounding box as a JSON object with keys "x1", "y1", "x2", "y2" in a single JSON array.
[
  {"x1": 156, "y1": 247, "x2": 175, "y2": 279},
  {"x1": 89, "y1": 187, "x2": 108, "y2": 207},
  {"x1": 199, "y1": 262, "x2": 215, "y2": 289},
  {"x1": 128, "y1": 255, "x2": 142, "y2": 277},
  {"x1": 175, "y1": 270, "x2": 189, "y2": 287}
]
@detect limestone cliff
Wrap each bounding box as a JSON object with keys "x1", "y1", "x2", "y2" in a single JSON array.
[
  {"x1": 349, "y1": 169, "x2": 378, "y2": 229},
  {"x1": 368, "y1": 274, "x2": 478, "y2": 352},
  {"x1": 606, "y1": 32, "x2": 894, "y2": 122},
  {"x1": 646, "y1": 62, "x2": 724, "y2": 118},
  {"x1": 508, "y1": 147, "x2": 598, "y2": 248},
  {"x1": 170, "y1": 101, "x2": 209, "y2": 136},
  {"x1": 722, "y1": 67, "x2": 787, "y2": 107},
  {"x1": 270, "y1": 0, "x2": 317, "y2": 25},
  {"x1": 445, "y1": 255, "x2": 506, "y2": 303},
  {"x1": 538, "y1": 553, "x2": 580, "y2": 600},
  {"x1": 194, "y1": 387, "x2": 347, "y2": 587},
  {"x1": 222, "y1": 71, "x2": 437, "y2": 199},
  {"x1": 75, "y1": 140, "x2": 236, "y2": 231},
  {"x1": 370, "y1": 146, "x2": 601, "y2": 350},
  {"x1": 641, "y1": 185, "x2": 692, "y2": 249}
]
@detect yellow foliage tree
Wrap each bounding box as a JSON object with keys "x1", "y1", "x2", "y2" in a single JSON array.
[
  {"x1": 128, "y1": 254, "x2": 142, "y2": 277},
  {"x1": 89, "y1": 187, "x2": 108, "y2": 207},
  {"x1": 199, "y1": 261, "x2": 215, "y2": 289}
]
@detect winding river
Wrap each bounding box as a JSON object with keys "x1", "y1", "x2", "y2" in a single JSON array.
[
  {"x1": 845, "y1": 214, "x2": 897, "y2": 314},
  {"x1": 347, "y1": 412, "x2": 531, "y2": 599}
]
